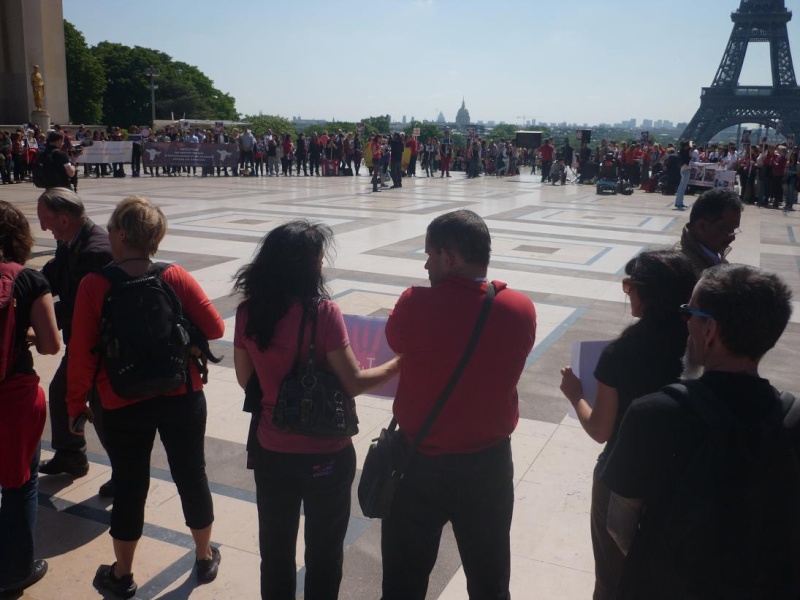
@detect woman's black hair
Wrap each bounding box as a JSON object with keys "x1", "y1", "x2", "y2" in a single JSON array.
[
  {"x1": 233, "y1": 220, "x2": 334, "y2": 350},
  {"x1": 624, "y1": 250, "x2": 698, "y2": 318}
]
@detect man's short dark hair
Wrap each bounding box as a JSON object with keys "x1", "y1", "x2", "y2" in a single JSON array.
[
  {"x1": 688, "y1": 188, "x2": 744, "y2": 226},
  {"x1": 695, "y1": 264, "x2": 793, "y2": 360},
  {"x1": 426, "y1": 210, "x2": 491, "y2": 268},
  {"x1": 46, "y1": 131, "x2": 63, "y2": 145}
]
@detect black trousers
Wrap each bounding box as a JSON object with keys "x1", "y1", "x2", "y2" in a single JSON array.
[
  {"x1": 310, "y1": 154, "x2": 321, "y2": 175},
  {"x1": 541, "y1": 159, "x2": 553, "y2": 182},
  {"x1": 381, "y1": 438, "x2": 514, "y2": 600},
  {"x1": 47, "y1": 353, "x2": 106, "y2": 455},
  {"x1": 254, "y1": 444, "x2": 355, "y2": 600},
  {"x1": 591, "y1": 462, "x2": 625, "y2": 600},
  {"x1": 103, "y1": 390, "x2": 213, "y2": 541},
  {"x1": 390, "y1": 161, "x2": 402, "y2": 187}
]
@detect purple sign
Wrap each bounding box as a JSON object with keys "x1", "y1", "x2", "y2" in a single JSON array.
[
  {"x1": 142, "y1": 142, "x2": 239, "y2": 168},
  {"x1": 343, "y1": 314, "x2": 397, "y2": 399}
]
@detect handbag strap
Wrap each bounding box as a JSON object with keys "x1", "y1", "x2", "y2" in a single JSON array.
[
  {"x1": 392, "y1": 282, "x2": 496, "y2": 461},
  {"x1": 291, "y1": 298, "x2": 321, "y2": 373}
]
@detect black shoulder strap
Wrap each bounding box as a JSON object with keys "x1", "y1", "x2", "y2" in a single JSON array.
[
  {"x1": 663, "y1": 380, "x2": 734, "y2": 429},
  {"x1": 393, "y1": 283, "x2": 496, "y2": 465}
]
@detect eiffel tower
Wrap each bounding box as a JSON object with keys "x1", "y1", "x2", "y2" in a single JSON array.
[{"x1": 680, "y1": 0, "x2": 800, "y2": 143}]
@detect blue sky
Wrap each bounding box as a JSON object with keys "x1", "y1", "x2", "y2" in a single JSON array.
[{"x1": 63, "y1": 0, "x2": 800, "y2": 126}]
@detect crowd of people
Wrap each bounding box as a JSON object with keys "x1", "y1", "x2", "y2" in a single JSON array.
[
  {"x1": 3, "y1": 122, "x2": 800, "y2": 213},
  {"x1": 2, "y1": 130, "x2": 800, "y2": 599}
]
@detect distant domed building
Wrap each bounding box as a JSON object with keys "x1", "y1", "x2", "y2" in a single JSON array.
[
  {"x1": 437, "y1": 111, "x2": 446, "y2": 124},
  {"x1": 455, "y1": 98, "x2": 471, "y2": 126}
]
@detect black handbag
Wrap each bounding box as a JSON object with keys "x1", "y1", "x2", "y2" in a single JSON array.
[
  {"x1": 273, "y1": 299, "x2": 359, "y2": 438},
  {"x1": 358, "y1": 283, "x2": 495, "y2": 519}
]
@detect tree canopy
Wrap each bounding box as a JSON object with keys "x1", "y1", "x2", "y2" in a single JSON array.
[
  {"x1": 361, "y1": 115, "x2": 390, "y2": 135},
  {"x1": 64, "y1": 20, "x2": 106, "y2": 124},
  {"x1": 244, "y1": 114, "x2": 296, "y2": 137},
  {"x1": 64, "y1": 19, "x2": 237, "y2": 126}
]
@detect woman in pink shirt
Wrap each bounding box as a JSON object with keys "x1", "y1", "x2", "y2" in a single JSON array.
[{"x1": 233, "y1": 220, "x2": 398, "y2": 599}]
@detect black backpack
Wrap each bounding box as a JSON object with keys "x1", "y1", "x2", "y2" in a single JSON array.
[
  {"x1": 31, "y1": 147, "x2": 54, "y2": 188},
  {"x1": 94, "y1": 263, "x2": 191, "y2": 399},
  {"x1": 630, "y1": 380, "x2": 800, "y2": 599}
]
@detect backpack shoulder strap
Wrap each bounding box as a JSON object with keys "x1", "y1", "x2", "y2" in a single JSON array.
[
  {"x1": 662, "y1": 380, "x2": 734, "y2": 429},
  {"x1": 99, "y1": 264, "x2": 130, "y2": 287},
  {"x1": 148, "y1": 262, "x2": 172, "y2": 278}
]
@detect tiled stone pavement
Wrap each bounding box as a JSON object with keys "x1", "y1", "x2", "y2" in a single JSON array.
[{"x1": 4, "y1": 170, "x2": 799, "y2": 599}]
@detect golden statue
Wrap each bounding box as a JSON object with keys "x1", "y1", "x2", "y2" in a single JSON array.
[{"x1": 31, "y1": 65, "x2": 44, "y2": 111}]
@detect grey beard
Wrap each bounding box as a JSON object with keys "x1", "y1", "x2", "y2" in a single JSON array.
[{"x1": 681, "y1": 349, "x2": 704, "y2": 380}]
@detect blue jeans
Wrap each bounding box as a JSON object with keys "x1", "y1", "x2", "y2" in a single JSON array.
[
  {"x1": 675, "y1": 168, "x2": 690, "y2": 206},
  {"x1": 0, "y1": 444, "x2": 40, "y2": 587}
]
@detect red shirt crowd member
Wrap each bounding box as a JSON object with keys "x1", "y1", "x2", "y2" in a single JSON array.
[
  {"x1": 370, "y1": 135, "x2": 383, "y2": 192},
  {"x1": 381, "y1": 209, "x2": 536, "y2": 600},
  {"x1": 0, "y1": 201, "x2": 60, "y2": 596},
  {"x1": 538, "y1": 138, "x2": 555, "y2": 182},
  {"x1": 67, "y1": 196, "x2": 224, "y2": 598}
]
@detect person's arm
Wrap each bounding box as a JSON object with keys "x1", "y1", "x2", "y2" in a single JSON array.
[
  {"x1": 234, "y1": 346, "x2": 254, "y2": 390},
  {"x1": 166, "y1": 266, "x2": 224, "y2": 340},
  {"x1": 66, "y1": 275, "x2": 104, "y2": 422},
  {"x1": 326, "y1": 345, "x2": 400, "y2": 397},
  {"x1": 28, "y1": 292, "x2": 60, "y2": 355},
  {"x1": 607, "y1": 492, "x2": 644, "y2": 556},
  {"x1": 560, "y1": 367, "x2": 619, "y2": 443},
  {"x1": 64, "y1": 161, "x2": 76, "y2": 178}
]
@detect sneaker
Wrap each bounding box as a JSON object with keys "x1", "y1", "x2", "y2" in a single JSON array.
[
  {"x1": 0, "y1": 559, "x2": 48, "y2": 595},
  {"x1": 94, "y1": 564, "x2": 137, "y2": 599},
  {"x1": 196, "y1": 547, "x2": 221, "y2": 584},
  {"x1": 98, "y1": 479, "x2": 114, "y2": 498},
  {"x1": 39, "y1": 452, "x2": 89, "y2": 477}
]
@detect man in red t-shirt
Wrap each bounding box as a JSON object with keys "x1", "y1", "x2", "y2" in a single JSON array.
[
  {"x1": 538, "y1": 138, "x2": 555, "y2": 183},
  {"x1": 381, "y1": 210, "x2": 537, "y2": 600}
]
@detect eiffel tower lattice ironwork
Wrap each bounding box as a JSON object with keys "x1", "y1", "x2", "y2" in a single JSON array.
[{"x1": 679, "y1": 0, "x2": 800, "y2": 143}]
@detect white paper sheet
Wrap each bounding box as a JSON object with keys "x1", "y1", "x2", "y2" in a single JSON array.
[{"x1": 567, "y1": 340, "x2": 611, "y2": 418}]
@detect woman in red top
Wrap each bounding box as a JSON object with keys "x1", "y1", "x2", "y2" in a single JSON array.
[
  {"x1": 233, "y1": 220, "x2": 398, "y2": 600},
  {"x1": 0, "y1": 201, "x2": 60, "y2": 596},
  {"x1": 67, "y1": 196, "x2": 224, "y2": 599}
]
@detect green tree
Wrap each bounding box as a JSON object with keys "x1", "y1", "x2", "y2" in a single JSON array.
[
  {"x1": 403, "y1": 122, "x2": 441, "y2": 141},
  {"x1": 361, "y1": 115, "x2": 390, "y2": 135},
  {"x1": 90, "y1": 42, "x2": 238, "y2": 127},
  {"x1": 245, "y1": 114, "x2": 296, "y2": 137},
  {"x1": 64, "y1": 20, "x2": 106, "y2": 124},
  {"x1": 487, "y1": 124, "x2": 520, "y2": 141}
]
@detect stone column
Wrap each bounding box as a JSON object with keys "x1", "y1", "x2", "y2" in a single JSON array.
[{"x1": 0, "y1": 0, "x2": 69, "y2": 126}]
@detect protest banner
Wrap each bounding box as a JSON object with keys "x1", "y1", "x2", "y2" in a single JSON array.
[
  {"x1": 74, "y1": 141, "x2": 133, "y2": 164},
  {"x1": 142, "y1": 142, "x2": 239, "y2": 168},
  {"x1": 689, "y1": 162, "x2": 736, "y2": 189}
]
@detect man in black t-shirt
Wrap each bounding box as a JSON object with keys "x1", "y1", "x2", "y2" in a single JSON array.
[
  {"x1": 39, "y1": 131, "x2": 75, "y2": 190},
  {"x1": 602, "y1": 264, "x2": 800, "y2": 599},
  {"x1": 389, "y1": 133, "x2": 404, "y2": 189}
]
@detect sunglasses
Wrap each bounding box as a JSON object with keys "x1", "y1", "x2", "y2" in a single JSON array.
[
  {"x1": 621, "y1": 277, "x2": 643, "y2": 295},
  {"x1": 679, "y1": 304, "x2": 714, "y2": 322}
]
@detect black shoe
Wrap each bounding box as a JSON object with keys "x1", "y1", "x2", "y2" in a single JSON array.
[
  {"x1": 196, "y1": 547, "x2": 221, "y2": 583},
  {"x1": 0, "y1": 559, "x2": 48, "y2": 595},
  {"x1": 94, "y1": 564, "x2": 137, "y2": 599},
  {"x1": 98, "y1": 479, "x2": 114, "y2": 498},
  {"x1": 39, "y1": 452, "x2": 89, "y2": 477}
]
